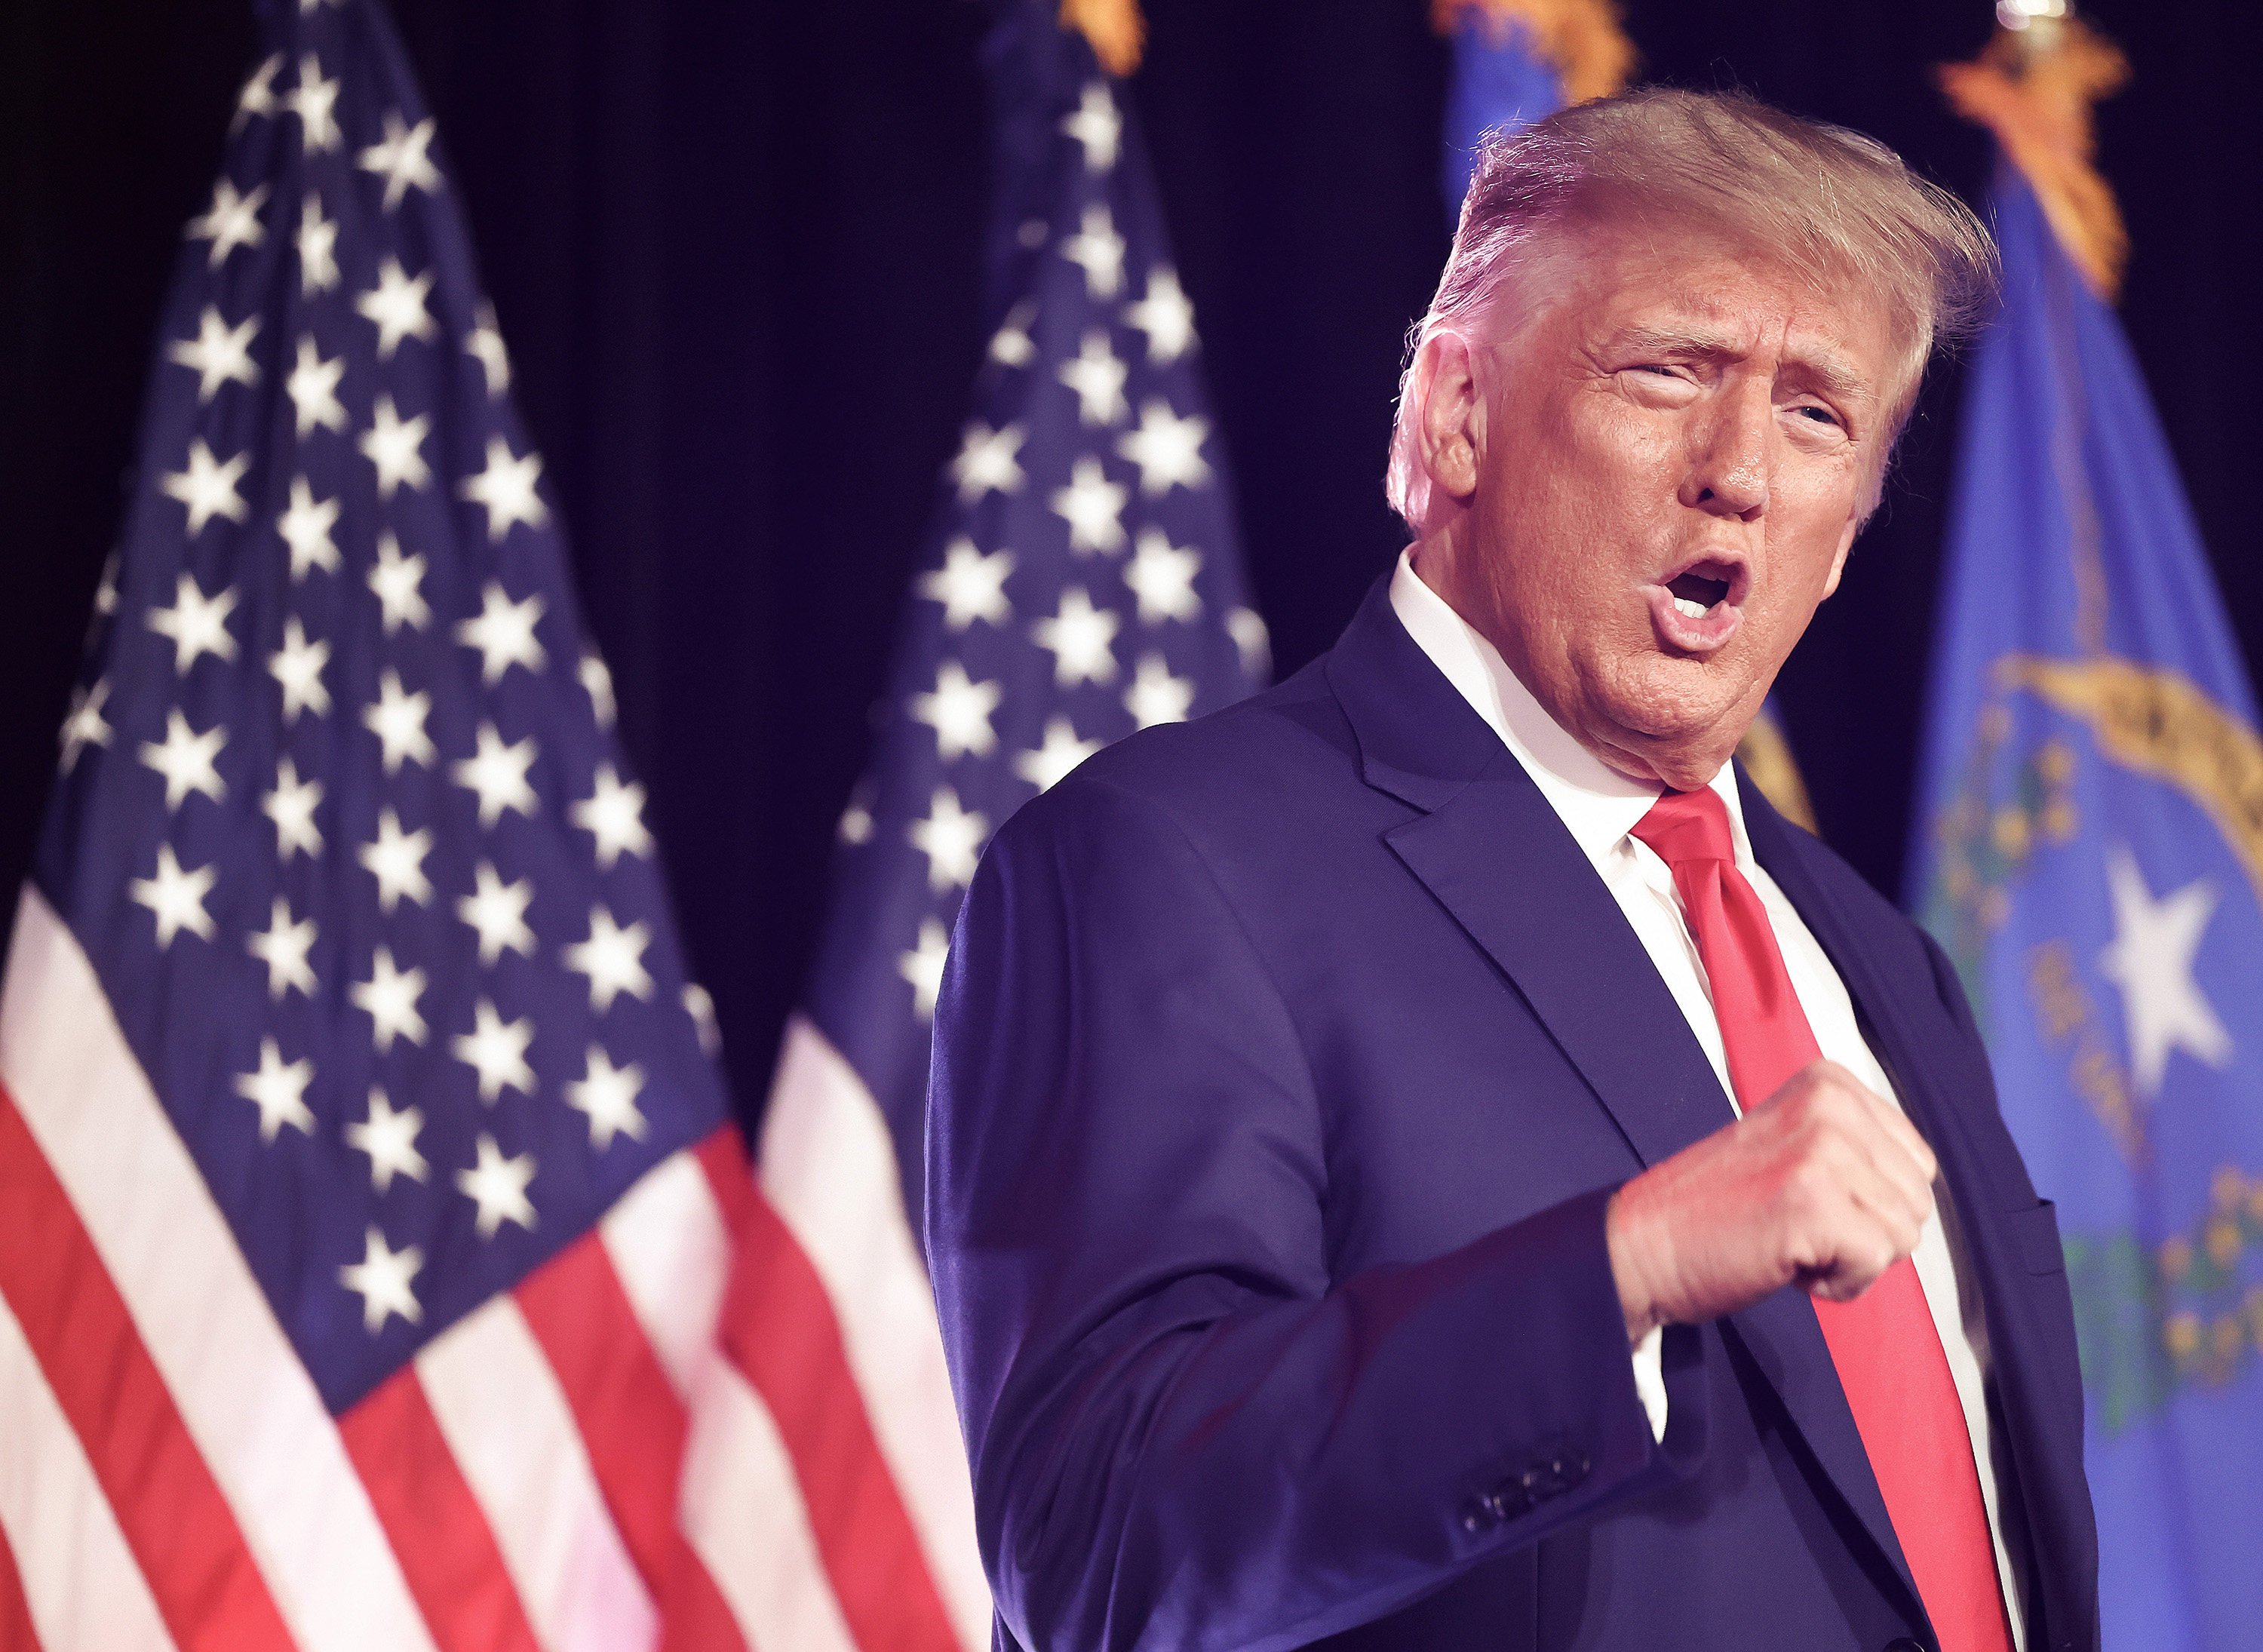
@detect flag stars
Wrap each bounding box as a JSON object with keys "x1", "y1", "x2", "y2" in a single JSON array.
[
  {"x1": 1033, "y1": 587, "x2": 1120, "y2": 686},
  {"x1": 246, "y1": 896, "x2": 318, "y2": 1001},
  {"x1": 364, "y1": 669, "x2": 436, "y2": 773},
  {"x1": 566, "y1": 1046, "x2": 648, "y2": 1150},
  {"x1": 909, "y1": 788, "x2": 988, "y2": 895},
  {"x1": 263, "y1": 755, "x2": 324, "y2": 860},
  {"x1": 359, "y1": 807, "x2": 434, "y2": 914},
  {"x1": 358, "y1": 395, "x2": 433, "y2": 499},
  {"x1": 950, "y1": 421, "x2": 1027, "y2": 502},
  {"x1": 269, "y1": 616, "x2": 331, "y2": 723},
  {"x1": 186, "y1": 178, "x2": 269, "y2": 269},
  {"x1": 456, "y1": 582, "x2": 548, "y2": 683},
  {"x1": 899, "y1": 919, "x2": 950, "y2": 1021},
  {"x1": 296, "y1": 194, "x2": 340, "y2": 296},
  {"x1": 146, "y1": 572, "x2": 239, "y2": 673},
  {"x1": 458, "y1": 861, "x2": 537, "y2": 964},
  {"x1": 59, "y1": 680, "x2": 111, "y2": 775},
  {"x1": 1125, "y1": 653, "x2": 1195, "y2": 729},
  {"x1": 465, "y1": 302, "x2": 511, "y2": 398},
  {"x1": 1050, "y1": 456, "x2": 1128, "y2": 554},
  {"x1": 564, "y1": 906, "x2": 654, "y2": 1012},
  {"x1": 1014, "y1": 717, "x2": 1103, "y2": 793},
  {"x1": 1061, "y1": 81, "x2": 1122, "y2": 173},
  {"x1": 1118, "y1": 400, "x2": 1213, "y2": 496},
  {"x1": 988, "y1": 300, "x2": 1037, "y2": 369},
  {"x1": 235, "y1": 1036, "x2": 315, "y2": 1141},
  {"x1": 233, "y1": 54, "x2": 283, "y2": 127},
  {"x1": 139, "y1": 709, "x2": 227, "y2": 810},
  {"x1": 452, "y1": 722, "x2": 540, "y2": 828},
  {"x1": 130, "y1": 843, "x2": 217, "y2": 948},
  {"x1": 339, "y1": 1227, "x2": 423, "y2": 1333},
  {"x1": 1061, "y1": 204, "x2": 1126, "y2": 299},
  {"x1": 2098, "y1": 846, "x2": 2234, "y2": 1096},
  {"x1": 1125, "y1": 528, "x2": 1202, "y2": 622},
  {"x1": 369, "y1": 534, "x2": 431, "y2": 634},
  {"x1": 284, "y1": 54, "x2": 343, "y2": 152},
  {"x1": 277, "y1": 475, "x2": 343, "y2": 581},
  {"x1": 1125, "y1": 266, "x2": 1196, "y2": 364},
  {"x1": 459, "y1": 438, "x2": 550, "y2": 541},
  {"x1": 158, "y1": 441, "x2": 251, "y2": 536},
  {"x1": 166, "y1": 306, "x2": 261, "y2": 403},
  {"x1": 919, "y1": 538, "x2": 1015, "y2": 630},
  {"x1": 347, "y1": 1089, "x2": 428, "y2": 1193},
  {"x1": 357, "y1": 111, "x2": 441, "y2": 209},
  {"x1": 910, "y1": 660, "x2": 1003, "y2": 761},
  {"x1": 284, "y1": 336, "x2": 347, "y2": 438},
  {"x1": 352, "y1": 947, "x2": 429, "y2": 1052},
  {"x1": 572, "y1": 765, "x2": 652, "y2": 867},
  {"x1": 580, "y1": 653, "x2": 616, "y2": 730},
  {"x1": 356, "y1": 256, "x2": 439, "y2": 359},
  {"x1": 1058, "y1": 330, "x2": 1129, "y2": 426},
  {"x1": 451, "y1": 1000, "x2": 536, "y2": 1104},
  {"x1": 456, "y1": 1136, "x2": 537, "y2": 1239}
]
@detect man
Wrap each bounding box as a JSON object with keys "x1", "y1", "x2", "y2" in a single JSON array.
[{"x1": 927, "y1": 89, "x2": 2098, "y2": 1652}]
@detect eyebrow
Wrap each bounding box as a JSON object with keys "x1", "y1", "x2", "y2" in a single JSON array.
[{"x1": 1608, "y1": 324, "x2": 1874, "y2": 404}]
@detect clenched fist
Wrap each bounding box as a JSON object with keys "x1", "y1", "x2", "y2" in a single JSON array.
[{"x1": 1604, "y1": 1059, "x2": 1939, "y2": 1343}]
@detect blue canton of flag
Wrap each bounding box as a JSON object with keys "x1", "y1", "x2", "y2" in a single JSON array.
[
  {"x1": 1911, "y1": 91, "x2": 2263, "y2": 1652},
  {"x1": 793, "y1": 0, "x2": 1268, "y2": 1245},
  {"x1": 41, "y1": 0, "x2": 726, "y2": 1417}
]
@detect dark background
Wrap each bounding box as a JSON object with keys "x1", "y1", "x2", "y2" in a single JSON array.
[{"x1": 8, "y1": 0, "x2": 2258, "y2": 1121}]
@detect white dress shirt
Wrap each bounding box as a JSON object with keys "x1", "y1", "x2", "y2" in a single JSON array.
[{"x1": 1389, "y1": 553, "x2": 2026, "y2": 1645}]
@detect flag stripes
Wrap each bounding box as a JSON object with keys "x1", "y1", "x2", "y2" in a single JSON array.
[{"x1": 0, "y1": 1518, "x2": 39, "y2": 1652}]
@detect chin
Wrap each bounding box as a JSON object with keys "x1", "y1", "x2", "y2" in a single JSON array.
[{"x1": 1589, "y1": 654, "x2": 1752, "y2": 777}]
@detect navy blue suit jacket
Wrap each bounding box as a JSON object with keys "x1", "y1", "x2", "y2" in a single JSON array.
[{"x1": 926, "y1": 578, "x2": 2099, "y2": 1652}]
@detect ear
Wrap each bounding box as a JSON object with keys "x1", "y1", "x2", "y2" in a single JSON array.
[
  {"x1": 1417, "y1": 331, "x2": 1485, "y2": 506},
  {"x1": 1818, "y1": 517, "x2": 1857, "y2": 600}
]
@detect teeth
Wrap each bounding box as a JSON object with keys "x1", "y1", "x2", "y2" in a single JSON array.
[{"x1": 1672, "y1": 596, "x2": 1709, "y2": 619}]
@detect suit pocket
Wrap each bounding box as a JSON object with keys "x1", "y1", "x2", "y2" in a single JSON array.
[{"x1": 2011, "y1": 1199, "x2": 2067, "y2": 1276}]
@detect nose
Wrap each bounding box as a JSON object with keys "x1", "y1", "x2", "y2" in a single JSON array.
[{"x1": 1681, "y1": 373, "x2": 1770, "y2": 520}]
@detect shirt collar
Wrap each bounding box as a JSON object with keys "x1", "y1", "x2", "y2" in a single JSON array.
[{"x1": 1386, "y1": 548, "x2": 1751, "y2": 871}]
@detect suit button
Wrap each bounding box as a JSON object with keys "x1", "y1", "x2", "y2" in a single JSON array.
[{"x1": 1458, "y1": 1496, "x2": 1500, "y2": 1534}]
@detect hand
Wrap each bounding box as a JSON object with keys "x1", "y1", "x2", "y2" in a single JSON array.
[{"x1": 1603, "y1": 1059, "x2": 1939, "y2": 1343}]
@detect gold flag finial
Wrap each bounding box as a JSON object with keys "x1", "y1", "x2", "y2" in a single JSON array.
[
  {"x1": 1940, "y1": 13, "x2": 2129, "y2": 299},
  {"x1": 1432, "y1": 0, "x2": 1636, "y2": 106},
  {"x1": 1061, "y1": 0, "x2": 1144, "y2": 78}
]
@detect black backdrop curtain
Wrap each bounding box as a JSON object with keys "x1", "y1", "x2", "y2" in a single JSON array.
[{"x1": 8, "y1": 0, "x2": 2258, "y2": 1124}]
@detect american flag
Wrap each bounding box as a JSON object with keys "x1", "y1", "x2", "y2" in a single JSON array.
[
  {"x1": 752, "y1": 2, "x2": 1267, "y2": 1644},
  {"x1": 0, "y1": 2, "x2": 954, "y2": 1647}
]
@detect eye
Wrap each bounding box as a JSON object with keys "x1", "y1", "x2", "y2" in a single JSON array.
[{"x1": 1791, "y1": 402, "x2": 1844, "y2": 428}]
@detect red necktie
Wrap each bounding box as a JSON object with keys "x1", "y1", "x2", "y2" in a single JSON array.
[{"x1": 1632, "y1": 788, "x2": 2013, "y2": 1652}]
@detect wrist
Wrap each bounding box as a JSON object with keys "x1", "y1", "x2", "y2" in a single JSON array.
[{"x1": 1604, "y1": 1181, "x2": 1665, "y2": 1346}]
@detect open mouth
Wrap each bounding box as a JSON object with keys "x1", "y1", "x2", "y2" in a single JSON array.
[
  {"x1": 1664, "y1": 560, "x2": 1739, "y2": 619},
  {"x1": 1646, "y1": 554, "x2": 1749, "y2": 653}
]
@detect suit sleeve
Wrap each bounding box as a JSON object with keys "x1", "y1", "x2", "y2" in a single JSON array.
[{"x1": 926, "y1": 775, "x2": 1705, "y2": 1652}]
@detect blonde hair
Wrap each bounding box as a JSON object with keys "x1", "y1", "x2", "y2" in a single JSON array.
[{"x1": 1385, "y1": 88, "x2": 1998, "y2": 531}]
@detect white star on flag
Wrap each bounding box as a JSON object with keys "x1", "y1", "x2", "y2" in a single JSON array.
[
  {"x1": 458, "y1": 438, "x2": 549, "y2": 541},
  {"x1": 146, "y1": 570, "x2": 240, "y2": 672},
  {"x1": 1118, "y1": 399, "x2": 1213, "y2": 495},
  {"x1": 234, "y1": 1036, "x2": 316, "y2": 1142},
  {"x1": 1012, "y1": 717, "x2": 1103, "y2": 793},
  {"x1": 263, "y1": 756, "x2": 324, "y2": 860},
  {"x1": 571, "y1": 765, "x2": 652, "y2": 867},
  {"x1": 908, "y1": 787, "x2": 989, "y2": 894},
  {"x1": 988, "y1": 299, "x2": 1037, "y2": 368},
  {"x1": 139, "y1": 709, "x2": 228, "y2": 810},
  {"x1": 351, "y1": 946, "x2": 429, "y2": 1052},
  {"x1": 1228, "y1": 606, "x2": 1272, "y2": 678},
  {"x1": 186, "y1": 177, "x2": 269, "y2": 268},
  {"x1": 355, "y1": 256, "x2": 438, "y2": 359},
  {"x1": 1061, "y1": 203, "x2": 1126, "y2": 299},
  {"x1": 368, "y1": 533, "x2": 431, "y2": 633},
  {"x1": 1033, "y1": 586, "x2": 1120, "y2": 686},
  {"x1": 450, "y1": 1000, "x2": 536, "y2": 1104},
  {"x1": 233, "y1": 54, "x2": 283, "y2": 129},
  {"x1": 450, "y1": 722, "x2": 540, "y2": 828},
  {"x1": 1058, "y1": 330, "x2": 1129, "y2": 425},
  {"x1": 268, "y1": 616, "x2": 332, "y2": 723},
  {"x1": 129, "y1": 843, "x2": 217, "y2": 948},
  {"x1": 579, "y1": 653, "x2": 616, "y2": 729},
  {"x1": 950, "y1": 421, "x2": 1027, "y2": 502},
  {"x1": 898, "y1": 917, "x2": 951, "y2": 1021},
  {"x1": 358, "y1": 394, "x2": 433, "y2": 498},
  {"x1": 1050, "y1": 456, "x2": 1128, "y2": 554},
  {"x1": 358, "y1": 807, "x2": 434, "y2": 914},
  {"x1": 1125, "y1": 266, "x2": 1196, "y2": 364},
  {"x1": 455, "y1": 581, "x2": 548, "y2": 682},
  {"x1": 278, "y1": 475, "x2": 344, "y2": 580},
  {"x1": 59, "y1": 680, "x2": 112, "y2": 774},
  {"x1": 339, "y1": 1227, "x2": 423, "y2": 1332},
  {"x1": 364, "y1": 669, "x2": 436, "y2": 773},
  {"x1": 918, "y1": 538, "x2": 1015, "y2": 630},
  {"x1": 1061, "y1": 81, "x2": 1122, "y2": 173},
  {"x1": 296, "y1": 192, "x2": 340, "y2": 295},
  {"x1": 158, "y1": 440, "x2": 251, "y2": 536},
  {"x1": 246, "y1": 895, "x2": 318, "y2": 1000},
  {"x1": 2098, "y1": 846, "x2": 2234, "y2": 1096},
  {"x1": 457, "y1": 861, "x2": 538, "y2": 964},
  {"x1": 910, "y1": 660, "x2": 1003, "y2": 761},
  {"x1": 284, "y1": 54, "x2": 342, "y2": 153},
  {"x1": 346, "y1": 1089, "x2": 428, "y2": 1194},
  {"x1": 284, "y1": 336, "x2": 348, "y2": 436},
  {"x1": 465, "y1": 301, "x2": 511, "y2": 398},
  {"x1": 1125, "y1": 528, "x2": 1202, "y2": 622},
  {"x1": 167, "y1": 306, "x2": 262, "y2": 403},
  {"x1": 564, "y1": 906, "x2": 655, "y2": 1012},
  {"x1": 456, "y1": 1136, "x2": 538, "y2": 1239},
  {"x1": 357, "y1": 110, "x2": 441, "y2": 209},
  {"x1": 1124, "y1": 653, "x2": 1196, "y2": 729},
  {"x1": 566, "y1": 1046, "x2": 648, "y2": 1150}
]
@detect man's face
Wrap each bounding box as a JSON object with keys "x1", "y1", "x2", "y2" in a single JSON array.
[{"x1": 1415, "y1": 221, "x2": 1899, "y2": 789}]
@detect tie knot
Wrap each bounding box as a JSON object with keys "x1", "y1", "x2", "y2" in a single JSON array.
[{"x1": 1632, "y1": 786, "x2": 1736, "y2": 869}]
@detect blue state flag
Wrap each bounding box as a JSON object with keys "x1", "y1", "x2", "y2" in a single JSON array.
[{"x1": 1911, "y1": 39, "x2": 2263, "y2": 1652}]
